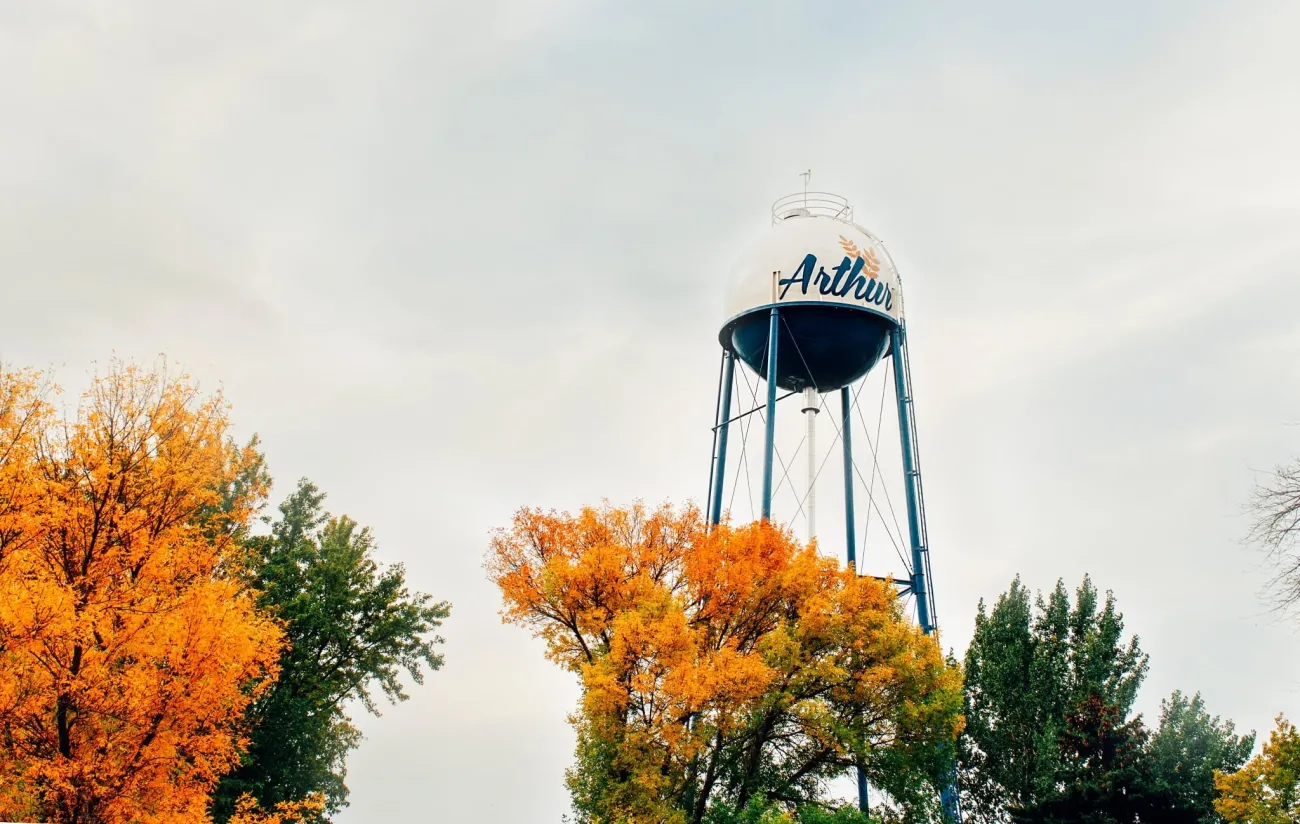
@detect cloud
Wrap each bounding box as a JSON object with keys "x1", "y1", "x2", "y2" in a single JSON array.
[{"x1": 3, "y1": 0, "x2": 1300, "y2": 820}]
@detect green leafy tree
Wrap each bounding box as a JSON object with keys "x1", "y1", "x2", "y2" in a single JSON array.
[
  {"x1": 958, "y1": 576, "x2": 1149, "y2": 822},
  {"x1": 1147, "y1": 691, "x2": 1254, "y2": 823},
  {"x1": 961, "y1": 577, "x2": 1252, "y2": 824},
  {"x1": 211, "y1": 479, "x2": 450, "y2": 821}
]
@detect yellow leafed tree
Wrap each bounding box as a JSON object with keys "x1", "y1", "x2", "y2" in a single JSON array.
[
  {"x1": 226, "y1": 792, "x2": 326, "y2": 824},
  {"x1": 1215, "y1": 714, "x2": 1300, "y2": 824},
  {"x1": 0, "y1": 362, "x2": 284, "y2": 823}
]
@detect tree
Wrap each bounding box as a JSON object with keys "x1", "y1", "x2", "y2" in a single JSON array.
[
  {"x1": 1007, "y1": 696, "x2": 1171, "y2": 824},
  {"x1": 1214, "y1": 715, "x2": 1300, "y2": 824},
  {"x1": 960, "y1": 578, "x2": 1253, "y2": 824},
  {"x1": 487, "y1": 503, "x2": 963, "y2": 824},
  {"x1": 958, "y1": 576, "x2": 1150, "y2": 822},
  {"x1": 1247, "y1": 459, "x2": 1300, "y2": 613},
  {"x1": 0, "y1": 362, "x2": 284, "y2": 823},
  {"x1": 703, "y1": 794, "x2": 880, "y2": 824},
  {"x1": 227, "y1": 793, "x2": 326, "y2": 824},
  {"x1": 211, "y1": 479, "x2": 450, "y2": 821},
  {"x1": 1147, "y1": 691, "x2": 1254, "y2": 823}
]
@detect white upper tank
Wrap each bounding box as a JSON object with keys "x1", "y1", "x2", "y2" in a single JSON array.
[{"x1": 721, "y1": 193, "x2": 904, "y2": 330}]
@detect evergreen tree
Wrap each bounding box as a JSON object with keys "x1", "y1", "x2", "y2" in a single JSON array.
[{"x1": 211, "y1": 480, "x2": 450, "y2": 821}]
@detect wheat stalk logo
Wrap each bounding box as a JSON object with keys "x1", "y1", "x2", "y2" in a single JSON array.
[{"x1": 839, "y1": 235, "x2": 881, "y2": 279}]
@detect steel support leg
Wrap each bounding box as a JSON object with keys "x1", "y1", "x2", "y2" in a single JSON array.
[
  {"x1": 857, "y1": 766, "x2": 870, "y2": 816},
  {"x1": 890, "y1": 324, "x2": 959, "y2": 822},
  {"x1": 841, "y1": 386, "x2": 857, "y2": 571},
  {"x1": 891, "y1": 325, "x2": 932, "y2": 635},
  {"x1": 709, "y1": 352, "x2": 735, "y2": 527}
]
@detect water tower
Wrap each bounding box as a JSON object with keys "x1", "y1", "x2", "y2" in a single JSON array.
[{"x1": 704, "y1": 188, "x2": 958, "y2": 820}]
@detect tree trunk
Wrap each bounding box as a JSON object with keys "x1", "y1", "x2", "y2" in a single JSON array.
[{"x1": 57, "y1": 644, "x2": 83, "y2": 758}]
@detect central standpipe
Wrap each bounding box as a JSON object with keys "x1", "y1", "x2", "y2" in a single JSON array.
[
  {"x1": 802, "y1": 387, "x2": 818, "y2": 542},
  {"x1": 761, "y1": 307, "x2": 780, "y2": 520}
]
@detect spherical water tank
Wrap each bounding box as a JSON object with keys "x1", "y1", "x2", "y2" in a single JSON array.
[{"x1": 720, "y1": 194, "x2": 904, "y2": 392}]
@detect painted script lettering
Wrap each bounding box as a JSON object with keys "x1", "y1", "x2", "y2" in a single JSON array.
[{"x1": 777, "y1": 253, "x2": 892, "y2": 311}]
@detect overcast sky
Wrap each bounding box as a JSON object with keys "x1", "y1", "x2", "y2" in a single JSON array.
[{"x1": 3, "y1": 0, "x2": 1300, "y2": 820}]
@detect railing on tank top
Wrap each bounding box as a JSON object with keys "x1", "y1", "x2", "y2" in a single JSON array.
[{"x1": 771, "y1": 192, "x2": 853, "y2": 224}]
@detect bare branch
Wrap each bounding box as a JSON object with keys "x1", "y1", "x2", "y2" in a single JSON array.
[{"x1": 1247, "y1": 458, "x2": 1300, "y2": 612}]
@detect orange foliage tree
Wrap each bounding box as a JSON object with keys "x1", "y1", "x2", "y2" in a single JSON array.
[
  {"x1": 0, "y1": 362, "x2": 284, "y2": 823},
  {"x1": 487, "y1": 503, "x2": 963, "y2": 824}
]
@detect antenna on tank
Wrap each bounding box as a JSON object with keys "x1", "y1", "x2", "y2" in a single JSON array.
[{"x1": 800, "y1": 169, "x2": 812, "y2": 206}]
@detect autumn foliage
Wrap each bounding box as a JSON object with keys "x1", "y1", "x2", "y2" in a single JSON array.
[
  {"x1": 488, "y1": 503, "x2": 963, "y2": 824},
  {"x1": 226, "y1": 792, "x2": 327, "y2": 824},
  {"x1": 1215, "y1": 714, "x2": 1300, "y2": 824},
  {"x1": 0, "y1": 364, "x2": 284, "y2": 823}
]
